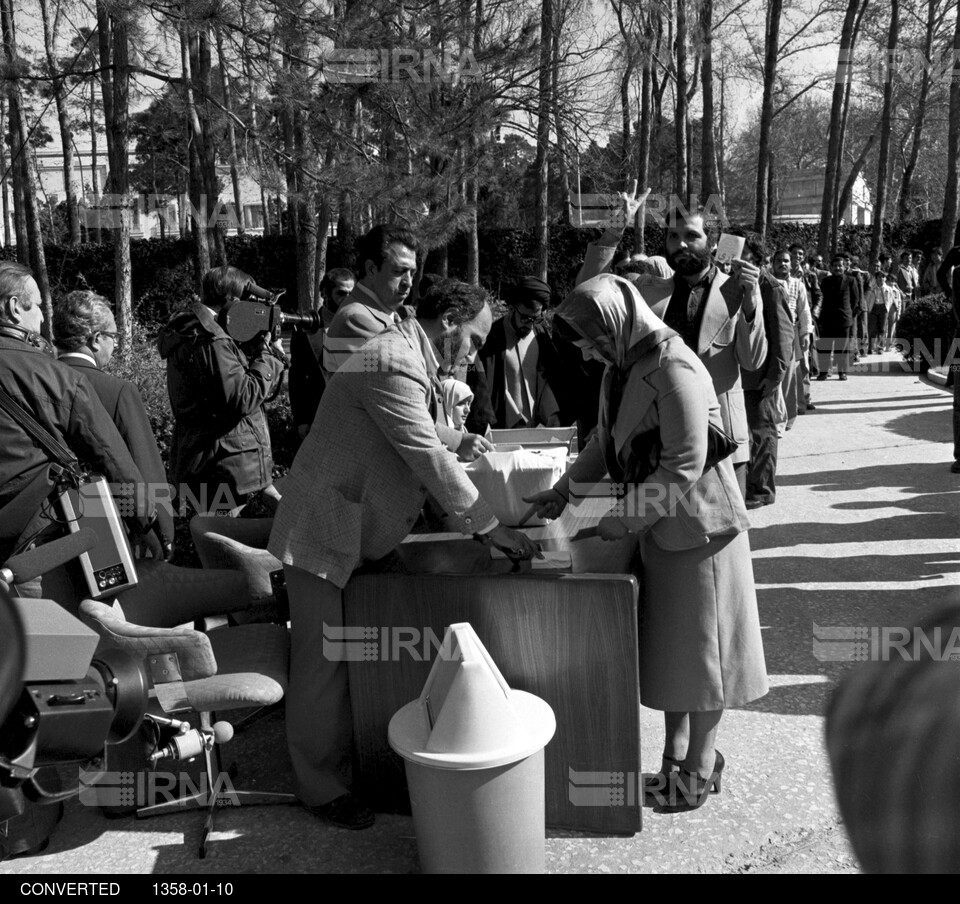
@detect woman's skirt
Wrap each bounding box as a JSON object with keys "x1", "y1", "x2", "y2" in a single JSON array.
[{"x1": 639, "y1": 529, "x2": 769, "y2": 711}]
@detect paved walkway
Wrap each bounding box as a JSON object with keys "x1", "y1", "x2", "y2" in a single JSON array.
[{"x1": 3, "y1": 353, "x2": 958, "y2": 875}]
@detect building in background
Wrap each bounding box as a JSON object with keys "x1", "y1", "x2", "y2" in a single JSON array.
[{"x1": 774, "y1": 168, "x2": 873, "y2": 226}]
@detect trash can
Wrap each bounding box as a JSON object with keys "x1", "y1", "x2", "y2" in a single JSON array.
[{"x1": 388, "y1": 622, "x2": 556, "y2": 874}]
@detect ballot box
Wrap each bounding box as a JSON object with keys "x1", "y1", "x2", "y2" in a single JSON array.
[{"x1": 343, "y1": 500, "x2": 643, "y2": 834}]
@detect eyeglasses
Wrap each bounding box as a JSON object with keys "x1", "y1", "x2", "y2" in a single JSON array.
[
  {"x1": 513, "y1": 311, "x2": 544, "y2": 326},
  {"x1": 97, "y1": 331, "x2": 118, "y2": 340}
]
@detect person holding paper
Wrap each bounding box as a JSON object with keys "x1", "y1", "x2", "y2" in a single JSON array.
[{"x1": 627, "y1": 208, "x2": 767, "y2": 497}]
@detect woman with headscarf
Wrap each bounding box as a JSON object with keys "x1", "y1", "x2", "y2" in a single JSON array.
[
  {"x1": 525, "y1": 273, "x2": 768, "y2": 812},
  {"x1": 439, "y1": 378, "x2": 473, "y2": 432}
]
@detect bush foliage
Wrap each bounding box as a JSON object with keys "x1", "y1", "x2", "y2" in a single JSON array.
[{"x1": 897, "y1": 294, "x2": 959, "y2": 372}]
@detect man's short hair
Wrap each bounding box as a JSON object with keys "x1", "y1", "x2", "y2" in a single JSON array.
[
  {"x1": 355, "y1": 224, "x2": 420, "y2": 274},
  {"x1": 417, "y1": 277, "x2": 489, "y2": 326},
  {"x1": 664, "y1": 204, "x2": 720, "y2": 245},
  {"x1": 202, "y1": 266, "x2": 255, "y2": 307},
  {"x1": 773, "y1": 247, "x2": 792, "y2": 260},
  {"x1": 53, "y1": 291, "x2": 114, "y2": 352},
  {"x1": 0, "y1": 261, "x2": 35, "y2": 306},
  {"x1": 788, "y1": 243, "x2": 806, "y2": 255},
  {"x1": 320, "y1": 267, "x2": 355, "y2": 294}
]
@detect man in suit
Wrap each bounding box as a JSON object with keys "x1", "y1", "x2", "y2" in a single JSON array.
[
  {"x1": 268, "y1": 279, "x2": 540, "y2": 830},
  {"x1": 741, "y1": 242, "x2": 794, "y2": 509},
  {"x1": 323, "y1": 224, "x2": 419, "y2": 376},
  {"x1": 325, "y1": 224, "x2": 493, "y2": 461},
  {"x1": 629, "y1": 209, "x2": 767, "y2": 496},
  {"x1": 288, "y1": 268, "x2": 355, "y2": 440},
  {"x1": 53, "y1": 291, "x2": 175, "y2": 556},
  {"x1": 476, "y1": 276, "x2": 568, "y2": 429},
  {"x1": 0, "y1": 264, "x2": 157, "y2": 572},
  {"x1": 817, "y1": 255, "x2": 855, "y2": 381}
]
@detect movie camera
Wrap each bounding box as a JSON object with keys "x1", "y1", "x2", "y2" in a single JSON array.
[{"x1": 218, "y1": 285, "x2": 322, "y2": 343}]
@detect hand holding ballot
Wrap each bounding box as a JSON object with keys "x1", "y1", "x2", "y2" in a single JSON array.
[{"x1": 522, "y1": 487, "x2": 568, "y2": 522}]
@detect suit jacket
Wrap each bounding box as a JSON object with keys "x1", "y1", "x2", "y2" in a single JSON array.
[
  {"x1": 630, "y1": 270, "x2": 767, "y2": 465},
  {"x1": 268, "y1": 318, "x2": 496, "y2": 589},
  {"x1": 60, "y1": 356, "x2": 175, "y2": 544},
  {"x1": 324, "y1": 294, "x2": 463, "y2": 453},
  {"x1": 556, "y1": 334, "x2": 750, "y2": 551},
  {"x1": 741, "y1": 272, "x2": 794, "y2": 393},
  {"x1": 324, "y1": 291, "x2": 412, "y2": 377}
]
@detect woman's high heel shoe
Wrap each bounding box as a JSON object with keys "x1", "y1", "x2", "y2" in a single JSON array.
[
  {"x1": 642, "y1": 753, "x2": 682, "y2": 794},
  {"x1": 658, "y1": 750, "x2": 725, "y2": 813}
]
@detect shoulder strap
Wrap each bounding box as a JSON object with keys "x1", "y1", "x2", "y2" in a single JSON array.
[{"x1": 0, "y1": 384, "x2": 81, "y2": 473}]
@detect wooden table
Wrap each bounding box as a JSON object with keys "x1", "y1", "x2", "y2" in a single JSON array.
[{"x1": 343, "y1": 502, "x2": 643, "y2": 834}]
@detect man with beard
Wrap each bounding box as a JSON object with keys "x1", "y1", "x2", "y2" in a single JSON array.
[
  {"x1": 477, "y1": 276, "x2": 566, "y2": 429},
  {"x1": 268, "y1": 279, "x2": 541, "y2": 830},
  {"x1": 629, "y1": 209, "x2": 766, "y2": 496}
]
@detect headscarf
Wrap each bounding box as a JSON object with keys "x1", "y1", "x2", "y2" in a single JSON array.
[
  {"x1": 555, "y1": 274, "x2": 678, "y2": 481},
  {"x1": 554, "y1": 273, "x2": 675, "y2": 371},
  {"x1": 439, "y1": 378, "x2": 473, "y2": 430}
]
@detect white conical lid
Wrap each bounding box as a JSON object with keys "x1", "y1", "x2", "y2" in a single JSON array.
[{"x1": 388, "y1": 622, "x2": 556, "y2": 770}]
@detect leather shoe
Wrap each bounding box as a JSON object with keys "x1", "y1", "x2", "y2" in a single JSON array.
[
  {"x1": 951, "y1": 461, "x2": 960, "y2": 474},
  {"x1": 306, "y1": 794, "x2": 375, "y2": 830},
  {"x1": 745, "y1": 498, "x2": 771, "y2": 510},
  {"x1": 817, "y1": 373, "x2": 828, "y2": 381},
  {"x1": 805, "y1": 402, "x2": 817, "y2": 410},
  {"x1": 838, "y1": 373, "x2": 848, "y2": 381}
]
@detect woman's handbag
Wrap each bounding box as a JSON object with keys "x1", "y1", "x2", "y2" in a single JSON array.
[{"x1": 623, "y1": 422, "x2": 738, "y2": 484}]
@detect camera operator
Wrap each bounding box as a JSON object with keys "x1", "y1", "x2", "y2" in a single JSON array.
[
  {"x1": 0, "y1": 262, "x2": 158, "y2": 587},
  {"x1": 158, "y1": 266, "x2": 287, "y2": 516}
]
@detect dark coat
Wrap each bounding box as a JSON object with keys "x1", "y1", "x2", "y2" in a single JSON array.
[
  {"x1": 157, "y1": 303, "x2": 285, "y2": 498},
  {"x1": 741, "y1": 272, "x2": 795, "y2": 393},
  {"x1": 60, "y1": 356, "x2": 175, "y2": 545},
  {"x1": 0, "y1": 331, "x2": 151, "y2": 559},
  {"x1": 819, "y1": 274, "x2": 855, "y2": 335},
  {"x1": 476, "y1": 318, "x2": 573, "y2": 428}
]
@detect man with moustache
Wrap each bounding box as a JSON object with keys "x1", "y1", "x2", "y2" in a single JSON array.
[
  {"x1": 269, "y1": 279, "x2": 540, "y2": 830},
  {"x1": 629, "y1": 209, "x2": 766, "y2": 496},
  {"x1": 324, "y1": 224, "x2": 492, "y2": 461}
]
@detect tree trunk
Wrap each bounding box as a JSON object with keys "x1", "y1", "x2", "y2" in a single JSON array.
[
  {"x1": 869, "y1": 0, "x2": 900, "y2": 271},
  {"x1": 196, "y1": 29, "x2": 225, "y2": 266},
  {"x1": 620, "y1": 59, "x2": 634, "y2": 188},
  {"x1": 754, "y1": 0, "x2": 782, "y2": 238},
  {"x1": 2, "y1": 0, "x2": 52, "y2": 335},
  {"x1": 675, "y1": 0, "x2": 688, "y2": 203},
  {"x1": 181, "y1": 22, "x2": 209, "y2": 291},
  {"x1": 633, "y1": 45, "x2": 653, "y2": 254},
  {"x1": 216, "y1": 29, "x2": 245, "y2": 237},
  {"x1": 534, "y1": 0, "x2": 552, "y2": 281},
  {"x1": 551, "y1": 16, "x2": 571, "y2": 224},
  {"x1": 837, "y1": 129, "x2": 878, "y2": 221},
  {"x1": 897, "y1": 0, "x2": 936, "y2": 222},
  {"x1": 820, "y1": 0, "x2": 864, "y2": 255},
  {"x1": 98, "y1": 3, "x2": 133, "y2": 352},
  {"x1": 89, "y1": 80, "x2": 101, "y2": 243},
  {"x1": 39, "y1": 0, "x2": 80, "y2": 244},
  {"x1": 0, "y1": 96, "x2": 10, "y2": 247},
  {"x1": 943, "y1": 6, "x2": 960, "y2": 251},
  {"x1": 699, "y1": 0, "x2": 723, "y2": 220}
]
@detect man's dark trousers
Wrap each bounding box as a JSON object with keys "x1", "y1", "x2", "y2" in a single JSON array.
[{"x1": 744, "y1": 387, "x2": 780, "y2": 504}]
